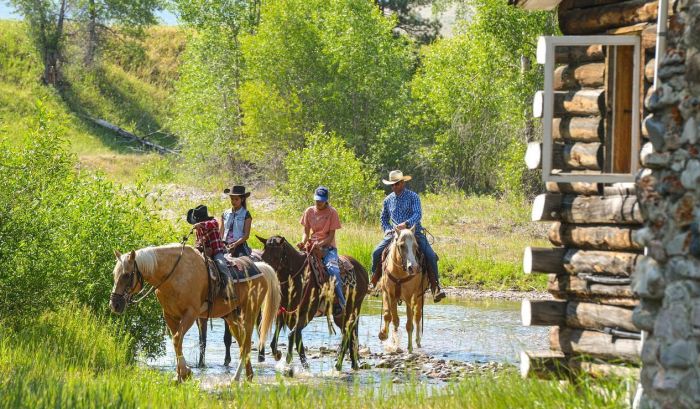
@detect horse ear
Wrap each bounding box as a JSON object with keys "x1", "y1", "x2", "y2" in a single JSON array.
[
  {"x1": 129, "y1": 250, "x2": 136, "y2": 260},
  {"x1": 256, "y1": 235, "x2": 268, "y2": 245},
  {"x1": 410, "y1": 225, "x2": 416, "y2": 233},
  {"x1": 114, "y1": 250, "x2": 122, "y2": 260}
]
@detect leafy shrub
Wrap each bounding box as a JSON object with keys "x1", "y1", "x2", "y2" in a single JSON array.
[
  {"x1": 0, "y1": 103, "x2": 173, "y2": 357},
  {"x1": 278, "y1": 130, "x2": 381, "y2": 222}
]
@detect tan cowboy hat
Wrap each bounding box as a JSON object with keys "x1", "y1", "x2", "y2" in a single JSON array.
[{"x1": 382, "y1": 170, "x2": 412, "y2": 185}]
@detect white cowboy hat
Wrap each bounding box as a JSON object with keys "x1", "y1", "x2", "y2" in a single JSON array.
[{"x1": 382, "y1": 170, "x2": 412, "y2": 185}]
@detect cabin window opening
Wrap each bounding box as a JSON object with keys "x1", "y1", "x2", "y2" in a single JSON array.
[{"x1": 532, "y1": 35, "x2": 641, "y2": 183}]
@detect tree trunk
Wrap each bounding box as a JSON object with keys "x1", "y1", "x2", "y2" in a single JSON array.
[
  {"x1": 84, "y1": 0, "x2": 98, "y2": 66},
  {"x1": 42, "y1": 0, "x2": 66, "y2": 86}
]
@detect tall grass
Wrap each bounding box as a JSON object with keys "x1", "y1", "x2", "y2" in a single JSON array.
[{"x1": 0, "y1": 305, "x2": 633, "y2": 409}]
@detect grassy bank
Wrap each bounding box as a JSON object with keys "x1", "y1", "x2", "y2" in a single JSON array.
[
  {"x1": 0, "y1": 305, "x2": 633, "y2": 409},
  {"x1": 0, "y1": 20, "x2": 185, "y2": 183}
]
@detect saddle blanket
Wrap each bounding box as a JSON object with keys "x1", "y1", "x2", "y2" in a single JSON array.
[{"x1": 207, "y1": 255, "x2": 262, "y2": 283}]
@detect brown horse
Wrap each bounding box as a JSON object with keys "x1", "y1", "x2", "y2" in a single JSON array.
[
  {"x1": 256, "y1": 235, "x2": 368, "y2": 371},
  {"x1": 378, "y1": 227, "x2": 428, "y2": 353},
  {"x1": 109, "y1": 244, "x2": 281, "y2": 381}
]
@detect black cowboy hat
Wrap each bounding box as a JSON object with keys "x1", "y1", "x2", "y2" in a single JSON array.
[
  {"x1": 223, "y1": 185, "x2": 251, "y2": 198},
  {"x1": 186, "y1": 205, "x2": 214, "y2": 225}
]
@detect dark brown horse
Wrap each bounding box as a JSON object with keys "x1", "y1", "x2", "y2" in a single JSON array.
[{"x1": 256, "y1": 235, "x2": 368, "y2": 371}]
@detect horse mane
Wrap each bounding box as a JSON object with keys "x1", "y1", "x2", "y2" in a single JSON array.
[{"x1": 133, "y1": 243, "x2": 181, "y2": 277}]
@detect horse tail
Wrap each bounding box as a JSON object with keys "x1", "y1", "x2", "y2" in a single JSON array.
[{"x1": 255, "y1": 261, "x2": 281, "y2": 348}]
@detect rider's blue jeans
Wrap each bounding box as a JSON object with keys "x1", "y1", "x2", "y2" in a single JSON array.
[
  {"x1": 370, "y1": 231, "x2": 439, "y2": 280},
  {"x1": 322, "y1": 247, "x2": 346, "y2": 308}
]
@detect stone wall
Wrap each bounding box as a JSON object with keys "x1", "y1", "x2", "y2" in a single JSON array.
[{"x1": 634, "y1": 0, "x2": 700, "y2": 407}]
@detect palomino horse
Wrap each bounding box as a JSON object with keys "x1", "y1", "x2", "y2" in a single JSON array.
[
  {"x1": 109, "y1": 244, "x2": 281, "y2": 381},
  {"x1": 256, "y1": 235, "x2": 368, "y2": 371},
  {"x1": 378, "y1": 227, "x2": 429, "y2": 353}
]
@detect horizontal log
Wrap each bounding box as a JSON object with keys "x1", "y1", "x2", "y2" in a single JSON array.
[
  {"x1": 519, "y1": 350, "x2": 569, "y2": 379},
  {"x1": 548, "y1": 274, "x2": 636, "y2": 299},
  {"x1": 548, "y1": 222, "x2": 642, "y2": 251},
  {"x1": 86, "y1": 117, "x2": 178, "y2": 156},
  {"x1": 532, "y1": 194, "x2": 643, "y2": 224},
  {"x1": 533, "y1": 89, "x2": 605, "y2": 118},
  {"x1": 566, "y1": 301, "x2": 638, "y2": 332},
  {"x1": 521, "y1": 299, "x2": 566, "y2": 326},
  {"x1": 554, "y1": 63, "x2": 605, "y2": 90},
  {"x1": 525, "y1": 142, "x2": 603, "y2": 170},
  {"x1": 572, "y1": 360, "x2": 640, "y2": 378},
  {"x1": 525, "y1": 247, "x2": 639, "y2": 276},
  {"x1": 552, "y1": 116, "x2": 603, "y2": 142},
  {"x1": 522, "y1": 299, "x2": 638, "y2": 332},
  {"x1": 553, "y1": 45, "x2": 605, "y2": 64},
  {"x1": 558, "y1": 0, "x2": 659, "y2": 35},
  {"x1": 545, "y1": 182, "x2": 636, "y2": 196},
  {"x1": 550, "y1": 326, "x2": 640, "y2": 361}
]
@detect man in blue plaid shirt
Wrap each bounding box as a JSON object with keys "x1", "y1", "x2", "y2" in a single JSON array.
[{"x1": 370, "y1": 170, "x2": 446, "y2": 302}]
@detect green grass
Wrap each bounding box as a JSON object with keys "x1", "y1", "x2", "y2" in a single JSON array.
[
  {"x1": 0, "y1": 305, "x2": 634, "y2": 409},
  {"x1": 0, "y1": 20, "x2": 185, "y2": 183}
]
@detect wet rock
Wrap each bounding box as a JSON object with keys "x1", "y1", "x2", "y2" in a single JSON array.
[{"x1": 359, "y1": 362, "x2": 372, "y2": 370}]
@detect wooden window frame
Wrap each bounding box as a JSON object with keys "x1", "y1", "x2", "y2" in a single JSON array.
[{"x1": 537, "y1": 35, "x2": 641, "y2": 183}]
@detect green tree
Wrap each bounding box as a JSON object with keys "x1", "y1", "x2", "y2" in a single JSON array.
[
  {"x1": 410, "y1": 0, "x2": 556, "y2": 196},
  {"x1": 239, "y1": 0, "x2": 415, "y2": 163},
  {"x1": 171, "y1": 0, "x2": 261, "y2": 178},
  {"x1": 279, "y1": 129, "x2": 381, "y2": 222}
]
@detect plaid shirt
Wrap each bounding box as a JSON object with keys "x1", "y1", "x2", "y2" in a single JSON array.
[
  {"x1": 380, "y1": 188, "x2": 422, "y2": 233},
  {"x1": 195, "y1": 219, "x2": 225, "y2": 257}
]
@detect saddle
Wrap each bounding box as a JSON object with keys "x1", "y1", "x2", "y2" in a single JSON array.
[
  {"x1": 380, "y1": 242, "x2": 431, "y2": 301},
  {"x1": 307, "y1": 249, "x2": 356, "y2": 318},
  {"x1": 205, "y1": 255, "x2": 262, "y2": 297}
]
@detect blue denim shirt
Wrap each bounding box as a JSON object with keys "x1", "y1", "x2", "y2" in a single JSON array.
[
  {"x1": 222, "y1": 207, "x2": 250, "y2": 244},
  {"x1": 380, "y1": 189, "x2": 422, "y2": 233}
]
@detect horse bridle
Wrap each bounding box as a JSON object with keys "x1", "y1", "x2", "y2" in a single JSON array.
[
  {"x1": 109, "y1": 258, "x2": 145, "y2": 307},
  {"x1": 265, "y1": 237, "x2": 308, "y2": 287}
]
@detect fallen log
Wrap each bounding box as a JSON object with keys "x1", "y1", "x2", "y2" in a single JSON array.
[
  {"x1": 519, "y1": 350, "x2": 569, "y2": 379},
  {"x1": 558, "y1": 0, "x2": 659, "y2": 35},
  {"x1": 548, "y1": 222, "x2": 642, "y2": 251},
  {"x1": 86, "y1": 117, "x2": 178, "y2": 155},
  {"x1": 522, "y1": 299, "x2": 638, "y2": 332},
  {"x1": 533, "y1": 89, "x2": 605, "y2": 118},
  {"x1": 550, "y1": 326, "x2": 640, "y2": 361},
  {"x1": 524, "y1": 247, "x2": 639, "y2": 276},
  {"x1": 552, "y1": 116, "x2": 603, "y2": 142},
  {"x1": 554, "y1": 63, "x2": 605, "y2": 90},
  {"x1": 531, "y1": 194, "x2": 643, "y2": 224},
  {"x1": 545, "y1": 182, "x2": 636, "y2": 196}
]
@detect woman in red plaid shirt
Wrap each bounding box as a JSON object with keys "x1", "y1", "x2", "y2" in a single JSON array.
[{"x1": 187, "y1": 205, "x2": 236, "y2": 302}]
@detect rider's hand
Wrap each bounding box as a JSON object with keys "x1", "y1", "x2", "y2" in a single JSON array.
[
  {"x1": 395, "y1": 222, "x2": 407, "y2": 231},
  {"x1": 296, "y1": 241, "x2": 305, "y2": 250}
]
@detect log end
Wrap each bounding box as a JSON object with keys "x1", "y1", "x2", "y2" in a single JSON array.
[
  {"x1": 523, "y1": 247, "x2": 533, "y2": 275},
  {"x1": 521, "y1": 298, "x2": 533, "y2": 326},
  {"x1": 525, "y1": 142, "x2": 542, "y2": 170},
  {"x1": 533, "y1": 90, "x2": 544, "y2": 118}
]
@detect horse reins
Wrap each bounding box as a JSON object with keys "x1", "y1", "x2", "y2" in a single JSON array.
[{"x1": 112, "y1": 231, "x2": 192, "y2": 308}]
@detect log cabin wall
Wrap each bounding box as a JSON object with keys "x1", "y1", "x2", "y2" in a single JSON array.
[{"x1": 518, "y1": 0, "x2": 672, "y2": 379}]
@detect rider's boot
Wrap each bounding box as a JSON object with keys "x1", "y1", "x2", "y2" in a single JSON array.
[
  {"x1": 427, "y1": 267, "x2": 446, "y2": 303},
  {"x1": 370, "y1": 264, "x2": 382, "y2": 289}
]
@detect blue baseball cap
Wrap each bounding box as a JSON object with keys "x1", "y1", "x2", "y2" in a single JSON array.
[{"x1": 314, "y1": 186, "x2": 329, "y2": 202}]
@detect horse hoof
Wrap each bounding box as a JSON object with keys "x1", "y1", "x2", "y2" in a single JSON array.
[
  {"x1": 378, "y1": 331, "x2": 387, "y2": 341},
  {"x1": 224, "y1": 358, "x2": 231, "y2": 367},
  {"x1": 300, "y1": 359, "x2": 310, "y2": 370},
  {"x1": 335, "y1": 362, "x2": 343, "y2": 372},
  {"x1": 258, "y1": 353, "x2": 265, "y2": 363},
  {"x1": 274, "y1": 351, "x2": 282, "y2": 361}
]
